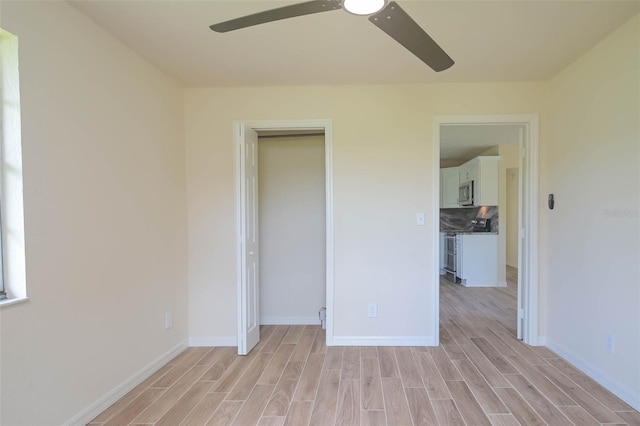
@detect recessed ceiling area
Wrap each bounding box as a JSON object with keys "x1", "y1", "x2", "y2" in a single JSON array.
[
  {"x1": 440, "y1": 124, "x2": 523, "y2": 165},
  {"x1": 68, "y1": 1, "x2": 639, "y2": 87}
]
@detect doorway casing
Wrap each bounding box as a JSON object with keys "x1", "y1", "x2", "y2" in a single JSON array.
[
  {"x1": 235, "y1": 119, "x2": 334, "y2": 353},
  {"x1": 433, "y1": 114, "x2": 540, "y2": 346}
]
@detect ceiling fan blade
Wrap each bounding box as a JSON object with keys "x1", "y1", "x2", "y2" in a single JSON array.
[
  {"x1": 211, "y1": 0, "x2": 342, "y2": 33},
  {"x1": 369, "y1": 2, "x2": 454, "y2": 72}
]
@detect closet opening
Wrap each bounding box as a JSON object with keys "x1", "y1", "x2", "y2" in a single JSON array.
[{"x1": 257, "y1": 130, "x2": 327, "y2": 328}]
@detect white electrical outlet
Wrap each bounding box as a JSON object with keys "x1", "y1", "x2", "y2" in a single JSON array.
[
  {"x1": 606, "y1": 333, "x2": 614, "y2": 354},
  {"x1": 368, "y1": 303, "x2": 378, "y2": 318},
  {"x1": 165, "y1": 311, "x2": 173, "y2": 329}
]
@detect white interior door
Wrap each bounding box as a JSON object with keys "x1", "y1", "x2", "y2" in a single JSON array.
[
  {"x1": 238, "y1": 124, "x2": 260, "y2": 355},
  {"x1": 516, "y1": 136, "x2": 525, "y2": 340}
]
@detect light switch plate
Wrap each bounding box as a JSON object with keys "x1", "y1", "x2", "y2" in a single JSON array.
[{"x1": 416, "y1": 212, "x2": 425, "y2": 226}]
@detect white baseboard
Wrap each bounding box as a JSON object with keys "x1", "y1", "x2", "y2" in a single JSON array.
[
  {"x1": 546, "y1": 340, "x2": 640, "y2": 411},
  {"x1": 189, "y1": 336, "x2": 237, "y2": 347},
  {"x1": 261, "y1": 316, "x2": 320, "y2": 325},
  {"x1": 331, "y1": 336, "x2": 436, "y2": 346},
  {"x1": 464, "y1": 282, "x2": 505, "y2": 288},
  {"x1": 64, "y1": 340, "x2": 188, "y2": 426}
]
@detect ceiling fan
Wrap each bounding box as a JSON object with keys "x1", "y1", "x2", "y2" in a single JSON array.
[{"x1": 210, "y1": 0, "x2": 454, "y2": 72}]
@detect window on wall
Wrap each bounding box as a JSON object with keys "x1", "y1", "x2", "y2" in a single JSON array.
[
  {"x1": 0, "y1": 28, "x2": 11, "y2": 301},
  {"x1": 0, "y1": 198, "x2": 4, "y2": 300},
  {"x1": 0, "y1": 227, "x2": 4, "y2": 300},
  {"x1": 1, "y1": 27, "x2": 27, "y2": 304}
]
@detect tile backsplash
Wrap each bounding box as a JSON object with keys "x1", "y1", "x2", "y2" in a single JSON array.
[{"x1": 440, "y1": 206, "x2": 499, "y2": 232}]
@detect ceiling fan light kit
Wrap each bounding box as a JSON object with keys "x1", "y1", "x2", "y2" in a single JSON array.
[
  {"x1": 210, "y1": 0, "x2": 454, "y2": 72},
  {"x1": 343, "y1": 0, "x2": 387, "y2": 15}
]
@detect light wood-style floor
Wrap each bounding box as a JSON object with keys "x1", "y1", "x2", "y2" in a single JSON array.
[{"x1": 90, "y1": 269, "x2": 640, "y2": 425}]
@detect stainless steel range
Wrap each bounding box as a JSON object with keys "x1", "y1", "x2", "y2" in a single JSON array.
[
  {"x1": 471, "y1": 218, "x2": 491, "y2": 232},
  {"x1": 443, "y1": 232, "x2": 459, "y2": 282}
]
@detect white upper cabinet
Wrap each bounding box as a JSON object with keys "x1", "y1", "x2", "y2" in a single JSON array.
[
  {"x1": 459, "y1": 160, "x2": 478, "y2": 184},
  {"x1": 440, "y1": 167, "x2": 459, "y2": 208},
  {"x1": 459, "y1": 156, "x2": 500, "y2": 206}
]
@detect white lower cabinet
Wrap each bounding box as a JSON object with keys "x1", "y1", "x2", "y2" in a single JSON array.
[{"x1": 456, "y1": 234, "x2": 498, "y2": 287}]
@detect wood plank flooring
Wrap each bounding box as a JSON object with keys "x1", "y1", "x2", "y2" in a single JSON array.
[{"x1": 90, "y1": 268, "x2": 639, "y2": 425}]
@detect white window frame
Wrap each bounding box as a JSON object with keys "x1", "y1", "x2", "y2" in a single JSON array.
[{"x1": 1, "y1": 27, "x2": 28, "y2": 307}]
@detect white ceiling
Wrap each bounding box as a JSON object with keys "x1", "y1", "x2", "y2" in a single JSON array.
[
  {"x1": 440, "y1": 124, "x2": 522, "y2": 163},
  {"x1": 68, "y1": 0, "x2": 639, "y2": 87}
]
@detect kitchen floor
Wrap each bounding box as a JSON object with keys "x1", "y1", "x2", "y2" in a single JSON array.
[
  {"x1": 90, "y1": 268, "x2": 639, "y2": 425},
  {"x1": 441, "y1": 265, "x2": 519, "y2": 336}
]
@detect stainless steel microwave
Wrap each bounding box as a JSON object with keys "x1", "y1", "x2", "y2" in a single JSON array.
[{"x1": 459, "y1": 181, "x2": 474, "y2": 206}]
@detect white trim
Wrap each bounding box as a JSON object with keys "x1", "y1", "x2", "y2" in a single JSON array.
[
  {"x1": 234, "y1": 123, "x2": 245, "y2": 355},
  {"x1": 0, "y1": 296, "x2": 28, "y2": 308},
  {"x1": 332, "y1": 336, "x2": 436, "y2": 346},
  {"x1": 324, "y1": 122, "x2": 335, "y2": 346},
  {"x1": 260, "y1": 316, "x2": 321, "y2": 325},
  {"x1": 537, "y1": 336, "x2": 548, "y2": 346},
  {"x1": 64, "y1": 340, "x2": 188, "y2": 426},
  {"x1": 234, "y1": 119, "x2": 335, "y2": 348},
  {"x1": 189, "y1": 336, "x2": 238, "y2": 347},
  {"x1": 432, "y1": 125, "x2": 441, "y2": 347},
  {"x1": 497, "y1": 281, "x2": 508, "y2": 288},
  {"x1": 546, "y1": 341, "x2": 640, "y2": 411},
  {"x1": 432, "y1": 114, "x2": 540, "y2": 346},
  {"x1": 1, "y1": 29, "x2": 27, "y2": 303},
  {"x1": 524, "y1": 115, "x2": 540, "y2": 345}
]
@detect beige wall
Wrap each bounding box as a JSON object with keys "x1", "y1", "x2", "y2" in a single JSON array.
[
  {"x1": 479, "y1": 146, "x2": 500, "y2": 156},
  {"x1": 506, "y1": 168, "x2": 520, "y2": 267},
  {"x1": 0, "y1": 2, "x2": 187, "y2": 424},
  {"x1": 258, "y1": 136, "x2": 326, "y2": 323},
  {"x1": 541, "y1": 14, "x2": 639, "y2": 402},
  {"x1": 1, "y1": 1, "x2": 637, "y2": 420},
  {"x1": 439, "y1": 159, "x2": 463, "y2": 168},
  {"x1": 185, "y1": 83, "x2": 545, "y2": 343}
]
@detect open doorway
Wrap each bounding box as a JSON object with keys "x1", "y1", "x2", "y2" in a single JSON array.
[
  {"x1": 235, "y1": 120, "x2": 334, "y2": 355},
  {"x1": 257, "y1": 130, "x2": 326, "y2": 326},
  {"x1": 433, "y1": 115, "x2": 539, "y2": 346},
  {"x1": 438, "y1": 128, "x2": 520, "y2": 336}
]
